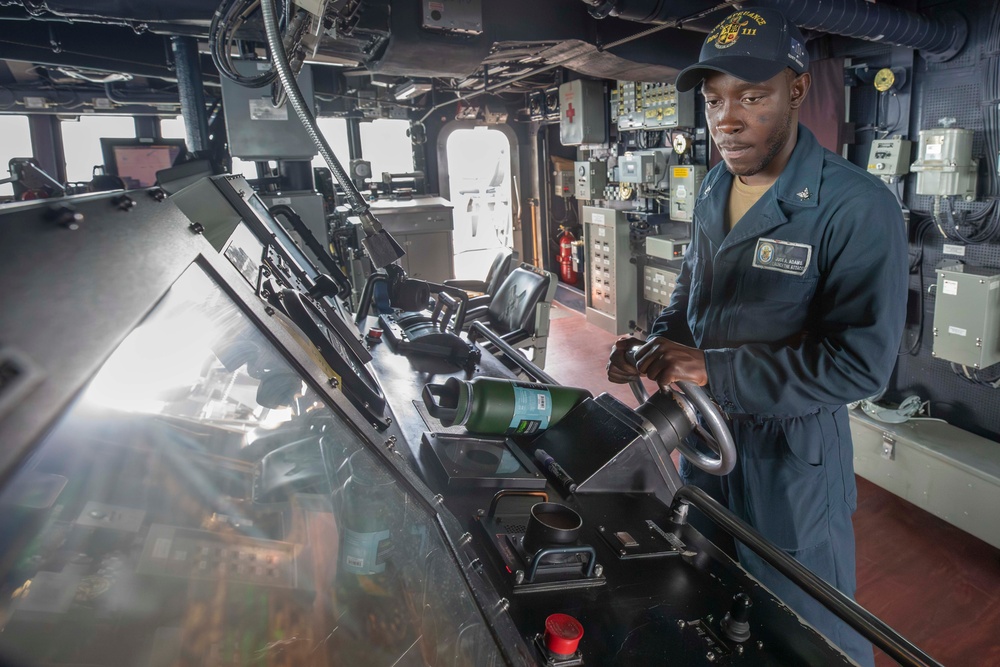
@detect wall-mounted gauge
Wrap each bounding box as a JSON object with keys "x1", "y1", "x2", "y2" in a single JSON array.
[
  {"x1": 874, "y1": 67, "x2": 896, "y2": 92},
  {"x1": 672, "y1": 133, "x2": 689, "y2": 155}
]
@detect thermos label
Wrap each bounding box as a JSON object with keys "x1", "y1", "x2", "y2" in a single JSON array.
[
  {"x1": 342, "y1": 528, "x2": 391, "y2": 574},
  {"x1": 509, "y1": 384, "x2": 553, "y2": 433}
]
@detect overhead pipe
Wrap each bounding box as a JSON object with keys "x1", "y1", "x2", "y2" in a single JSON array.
[
  {"x1": 584, "y1": 0, "x2": 967, "y2": 61},
  {"x1": 171, "y1": 36, "x2": 211, "y2": 154}
]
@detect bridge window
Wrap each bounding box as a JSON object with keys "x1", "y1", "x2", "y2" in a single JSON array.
[
  {"x1": 0, "y1": 115, "x2": 32, "y2": 199},
  {"x1": 360, "y1": 118, "x2": 414, "y2": 177},
  {"x1": 159, "y1": 116, "x2": 187, "y2": 140},
  {"x1": 310, "y1": 117, "x2": 351, "y2": 174},
  {"x1": 61, "y1": 115, "x2": 134, "y2": 183}
]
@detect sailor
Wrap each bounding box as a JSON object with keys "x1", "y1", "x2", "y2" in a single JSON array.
[{"x1": 607, "y1": 9, "x2": 907, "y2": 666}]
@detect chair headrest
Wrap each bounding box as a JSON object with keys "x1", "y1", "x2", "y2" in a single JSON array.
[
  {"x1": 486, "y1": 267, "x2": 550, "y2": 335},
  {"x1": 485, "y1": 248, "x2": 514, "y2": 295}
]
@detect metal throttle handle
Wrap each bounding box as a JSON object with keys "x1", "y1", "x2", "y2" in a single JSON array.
[{"x1": 627, "y1": 349, "x2": 737, "y2": 476}]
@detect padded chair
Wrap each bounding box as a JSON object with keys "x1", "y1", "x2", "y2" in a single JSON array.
[
  {"x1": 444, "y1": 248, "x2": 514, "y2": 328},
  {"x1": 475, "y1": 263, "x2": 557, "y2": 368}
]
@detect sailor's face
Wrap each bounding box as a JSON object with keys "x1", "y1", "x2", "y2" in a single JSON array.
[{"x1": 702, "y1": 69, "x2": 806, "y2": 184}]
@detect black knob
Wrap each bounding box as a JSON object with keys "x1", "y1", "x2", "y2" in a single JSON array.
[
  {"x1": 721, "y1": 592, "x2": 752, "y2": 643},
  {"x1": 46, "y1": 204, "x2": 83, "y2": 230},
  {"x1": 149, "y1": 188, "x2": 167, "y2": 202},
  {"x1": 112, "y1": 194, "x2": 136, "y2": 211}
]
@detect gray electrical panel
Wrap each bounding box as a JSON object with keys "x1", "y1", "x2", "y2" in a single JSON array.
[
  {"x1": 645, "y1": 234, "x2": 689, "y2": 261},
  {"x1": 574, "y1": 160, "x2": 607, "y2": 200},
  {"x1": 554, "y1": 170, "x2": 574, "y2": 199},
  {"x1": 220, "y1": 62, "x2": 318, "y2": 160},
  {"x1": 911, "y1": 128, "x2": 978, "y2": 200},
  {"x1": 643, "y1": 265, "x2": 679, "y2": 307},
  {"x1": 619, "y1": 149, "x2": 669, "y2": 188},
  {"x1": 932, "y1": 265, "x2": 1000, "y2": 368},
  {"x1": 559, "y1": 80, "x2": 607, "y2": 146},
  {"x1": 584, "y1": 206, "x2": 636, "y2": 334},
  {"x1": 669, "y1": 164, "x2": 706, "y2": 222},
  {"x1": 866, "y1": 138, "x2": 912, "y2": 176}
]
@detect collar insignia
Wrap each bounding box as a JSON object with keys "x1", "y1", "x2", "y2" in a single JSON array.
[{"x1": 796, "y1": 187, "x2": 810, "y2": 200}]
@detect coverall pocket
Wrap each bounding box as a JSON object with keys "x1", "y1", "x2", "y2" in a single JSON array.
[
  {"x1": 745, "y1": 421, "x2": 829, "y2": 552},
  {"x1": 779, "y1": 414, "x2": 825, "y2": 469},
  {"x1": 740, "y1": 270, "x2": 817, "y2": 304},
  {"x1": 734, "y1": 272, "x2": 817, "y2": 340}
]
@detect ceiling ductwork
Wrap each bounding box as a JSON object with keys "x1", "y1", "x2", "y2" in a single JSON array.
[{"x1": 585, "y1": 0, "x2": 968, "y2": 61}]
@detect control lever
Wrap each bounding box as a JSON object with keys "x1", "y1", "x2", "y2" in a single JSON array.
[
  {"x1": 268, "y1": 203, "x2": 353, "y2": 299},
  {"x1": 627, "y1": 349, "x2": 736, "y2": 476}
]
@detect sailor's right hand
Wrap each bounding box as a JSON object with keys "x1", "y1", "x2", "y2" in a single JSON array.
[{"x1": 607, "y1": 336, "x2": 643, "y2": 384}]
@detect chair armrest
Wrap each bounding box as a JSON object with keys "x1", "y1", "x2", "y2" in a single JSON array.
[{"x1": 443, "y1": 279, "x2": 488, "y2": 294}]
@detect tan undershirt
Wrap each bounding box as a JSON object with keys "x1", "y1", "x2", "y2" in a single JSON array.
[{"x1": 726, "y1": 177, "x2": 772, "y2": 232}]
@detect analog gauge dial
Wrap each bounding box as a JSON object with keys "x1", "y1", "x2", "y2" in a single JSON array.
[{"x1": 874, "y1": 68, "x2": 895, "y2": 93}]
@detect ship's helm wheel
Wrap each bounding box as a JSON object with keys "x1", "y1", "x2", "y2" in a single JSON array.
[{"x1": 627, "y1": 351, "x2": 737, "y2": 476}]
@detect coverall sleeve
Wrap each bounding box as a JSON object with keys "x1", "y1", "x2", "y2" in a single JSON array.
[
  {"x1": 703, "y1": 183, "x2": 908, "y2": 417},
  {"x1": 647, "y1": 230, "x2": 697, "y2": 347}
]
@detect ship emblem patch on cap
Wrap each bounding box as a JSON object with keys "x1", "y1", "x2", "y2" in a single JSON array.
[{"x1": 708, "y1": 11, "x2": 767, "y2": 50}]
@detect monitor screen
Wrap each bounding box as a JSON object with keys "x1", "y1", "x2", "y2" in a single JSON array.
[{"x1": 101, "y1": 138, "x2": 185, "y2": 188}]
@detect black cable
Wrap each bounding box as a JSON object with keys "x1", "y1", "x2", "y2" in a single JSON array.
[
  {"x1": 209, "y1": 0, "x2": 281, "y2": 88},
  {"x1": 898, "y1": 215, "x2": 933, "y2": 356}
]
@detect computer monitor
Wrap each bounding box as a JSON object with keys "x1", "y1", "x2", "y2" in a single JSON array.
[{"x1": 100, "y1": 137, "x2": 186, "y2": 189}]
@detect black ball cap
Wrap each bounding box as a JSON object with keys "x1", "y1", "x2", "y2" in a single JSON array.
[{"x1": 675, "y1": 8, "x2": 808, "y2": 92}]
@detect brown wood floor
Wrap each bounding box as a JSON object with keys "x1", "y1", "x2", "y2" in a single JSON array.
[{"x1": 542, "y1": 302, "x2": 1000, "y2": 667}]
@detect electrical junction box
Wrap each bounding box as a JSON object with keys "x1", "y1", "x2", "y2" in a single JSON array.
[
  {"x1": 867, "y1": 138, "x2": 912, "y2": 176},
  {"x1": 645, "y1": 234, "x2": 689, "y2": 260},
  {"x1": 559, "y1": 79, "x2": 607, "y2": 146},
  {"x1": 643, "y1": 265, "x2": 679, "y2": 307},
  {"x1": 911, "y1": 128, "x2": 978, "y2": 200},
  {"x1": 932, "y1": 264, "x2": 1000, "y2": 368},
  {"x1": 574, "y1": 160, "x2": 607, "y2": 200},
  {"x1": 619, "y1": 149, "x2": 669, "y2": 188},
  {"x1": 220, "y1": 62, "x2": 318, "y2": 160},
  {"x1": 553, "y1": 170, "x2": 574, "y2": 199},
  {"x1": 669, "y1": 165, "x2": 706, "y2": 222}
]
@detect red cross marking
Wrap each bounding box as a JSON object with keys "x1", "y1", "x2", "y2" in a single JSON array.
[{"x1": 565, "y1": 102, "x2": 575, "y2": 123}]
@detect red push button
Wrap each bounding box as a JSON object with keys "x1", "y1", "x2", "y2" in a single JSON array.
[{"x1": 543, "y1": 613, "x2": 584, "y2": 656}]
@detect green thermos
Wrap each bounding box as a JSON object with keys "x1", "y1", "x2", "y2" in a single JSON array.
[{"x1": 422, "y1": 377, "x2": 592, "y2": 436}]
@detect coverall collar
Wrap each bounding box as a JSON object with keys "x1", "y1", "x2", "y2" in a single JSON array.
[{"x1": 699, "y1": 124, "x2": 825, "y2": 252}]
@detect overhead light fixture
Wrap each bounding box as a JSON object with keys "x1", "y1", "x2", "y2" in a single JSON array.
[
  {"x1": 56, "y1": 67, "x2": 133, "y2": 84},
  {"x1": 392, "y1": 79, "x2": 432, "y2": 101}
]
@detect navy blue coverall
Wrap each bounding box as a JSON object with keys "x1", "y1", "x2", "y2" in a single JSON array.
[{"x1": 650, "y1": 125, "x2": 907, "y2": 666}]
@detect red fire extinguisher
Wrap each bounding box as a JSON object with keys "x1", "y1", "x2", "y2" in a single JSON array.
[{"x1": 557, "y1": 226, "x2": 578, "y2": 284}]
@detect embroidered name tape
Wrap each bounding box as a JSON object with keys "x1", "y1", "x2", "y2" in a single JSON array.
[{"x1": 752, "y1": 238, "x2": 812, "y2": 275}]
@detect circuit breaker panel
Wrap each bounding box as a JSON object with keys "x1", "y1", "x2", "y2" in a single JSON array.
[
  {"x1": 611, "y1": 81, "x2": 695, "y2": 130},
  {"x1": 584, "y1": 206, "x2": 636, "y2": 335}
]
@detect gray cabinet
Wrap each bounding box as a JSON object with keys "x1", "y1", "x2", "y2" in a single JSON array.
[{"x1": 369, "y1": 197, "x2": 455, "y2": 283}]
